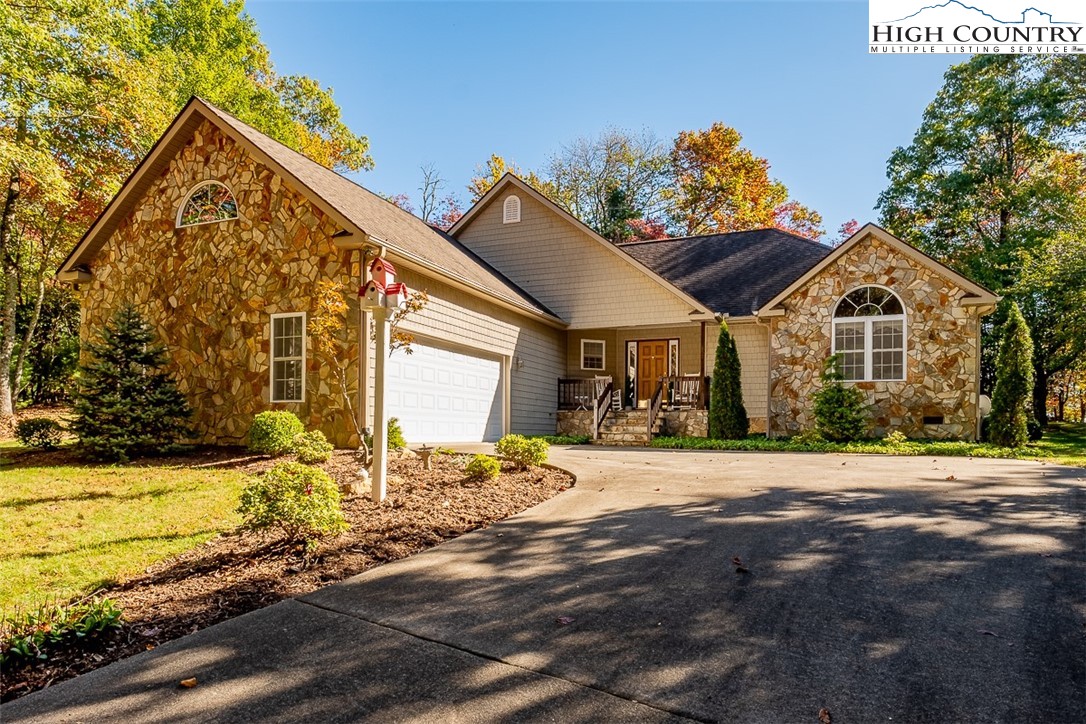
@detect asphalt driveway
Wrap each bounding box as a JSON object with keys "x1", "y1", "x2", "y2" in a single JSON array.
[{"x1": 4, "y1": 448, "x2": 1084, "y2": 723}]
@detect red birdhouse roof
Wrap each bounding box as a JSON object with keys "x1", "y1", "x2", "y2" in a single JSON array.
[
  {"x1": 370, "y1": 258, "x2": 396, "y2": 274},
  {"x1": 386, "y1": 282, "x2": 406, "y2": 294}
]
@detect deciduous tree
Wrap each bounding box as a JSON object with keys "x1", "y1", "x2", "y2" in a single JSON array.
[
  {"x1": 877, "y1": 55, "x2": 1084, "y2": 423},
  {"x1": 667, "y1": 122, "x2": 823, "y2": 239}
]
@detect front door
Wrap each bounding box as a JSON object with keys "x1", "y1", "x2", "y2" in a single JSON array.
[{"x1": 637, "y1": 340, "x2": 668, "y2": 403}]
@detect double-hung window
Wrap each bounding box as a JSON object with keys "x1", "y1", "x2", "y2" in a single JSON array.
[
  {"x1": 270, "y1": 312, "x2": 306, "y2": 402},
  {"x1": 831, "y1": 286, "x2": 905, "y2": 382},
  {"x1": 581, "y1": 339, "x2": 605, "y2": 371}
]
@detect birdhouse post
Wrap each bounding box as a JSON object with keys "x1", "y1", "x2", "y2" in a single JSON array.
[{"x1": 362, "y1": 257, "x2": 409, "y2": 503}]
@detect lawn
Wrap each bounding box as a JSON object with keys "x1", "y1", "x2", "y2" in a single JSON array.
[
  {"x1": 0, "y1": 460, "x2": 246, "y2": 612},
  {"x1": 653, "y1": 421, "x2": 1086, "y2": 467}
]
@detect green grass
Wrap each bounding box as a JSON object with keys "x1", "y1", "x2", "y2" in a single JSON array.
[
  {"x1": 0, "y1": 463, "x2": 247, "y2": 612},
  {"x1": 652, "y1": 421, "x2": 1086, "y2": 467}
]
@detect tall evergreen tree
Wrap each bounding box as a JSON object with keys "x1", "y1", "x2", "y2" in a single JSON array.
[
  {"x1": 988, "y1": 302, "x2": 1035, "y2": 448},
  {"x1": 71, "y1": 304, "x2": 191, "y2": 461},
  {"x1": 709, "y1": 320, "x2": 748, "y2": 439}
]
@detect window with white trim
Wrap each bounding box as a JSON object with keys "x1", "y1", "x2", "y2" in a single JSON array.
[
  {"x1": 177, "y1": 181, "x2": 238, "y2": 227},
  {"x1": 270, "y1": 313, "x2": 306, "y2": 402},
  {"x1": 581, "y1": 339, "x2": 605, "y2": 371},
  {"x1": 832, "y1": 286, "x2": 905, "y2": 382},
  {"x1": 503, "y1": 195, "x2": 521, "y2": 224}
]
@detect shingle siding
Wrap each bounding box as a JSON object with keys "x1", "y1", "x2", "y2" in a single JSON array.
[
  {"x1": 704, "y1": 321, "x2": 769, "y2": 427},
  {"x1": 456, "y1": 190, "x2": 702, "y2": 328}
]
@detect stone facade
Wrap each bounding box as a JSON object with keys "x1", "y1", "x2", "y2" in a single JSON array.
[
  {"x1": 78, "y1": 120, "x2": 362, "y2": 447},
  {"x1": 556, "y1": 410, "x2": 595, "y2": 438},
  {"x1": 768, "y1": 234, "x2": 981, "y2": 440},
  {"x1": 659, "y1": 409, "x2": 708, "y2": 438}
]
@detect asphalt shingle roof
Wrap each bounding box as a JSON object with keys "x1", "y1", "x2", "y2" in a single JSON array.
[
  {"x1": 619, "y1": 230, "x2": 833, "y2": 317},
  {"x1": 198, "y1": 103, "x2": 559, "y2": 320}
]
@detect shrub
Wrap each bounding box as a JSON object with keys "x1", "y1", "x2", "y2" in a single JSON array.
[
  {"x1": 988, "y1": 302, "x2": 1034, "y2": 447},
  {"x1": 709, "y1": 320, "x2": 749, "y2": 439},
  {"x1": 70, "y1": 304, "x2": 192, "y2": 461},
  {"x1": 792, "y1": 428, "x2": 825, "y2": 445},
  {"x1": 294, "y1": 430, "x2": 333, "y2": 464},
  {"x1": 387, "y1": 417, "x2": 407, "y2": 450},
  {"x1": 1, "y1": 598, "x2": 123, "y2": 666},
  {"x1": 1027, "y1": 417, "x2": 1044, "y2": 442},
  {"x1": 465, "y1": 454, "x2": 501, "y2": 481},
  {"x1": 238, "y1": 461, "x2": 347, "y2": 543},
  {"x1": 528, "y1": 434, "x2": 590, "y2": 445},
  {"x1": 248, "y1": 411, "x2": 304, "y2": 456},
  {"x1": 495, "y1": 434, "x2": 549, "y2": 468},
  {"x1": 364, "y1": 417, "x2": 407, "y2": 451},
  {"x1": 15, "y1": 418, "x2": 64, "y2": 450},
  {"x1": 883, "y1": 430, "x2": 909, "y2": 446},
  {"x1": 812, "y1": 354, "x2": 867, "y2": 442}
]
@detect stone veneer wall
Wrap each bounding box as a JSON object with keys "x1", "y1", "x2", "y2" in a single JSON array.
[
  {"x1": 659, "y1": 410, "x2": 708, "y2": 438},
  {"x1": 77, "y1": 120, "x2": 362, "y2": 447},
  {"x1": 556, "y1": 410, "x2": 594, "y2": 438},
  {"x1": 768, "y1": 234, "x2": 981, "y2": 440}
]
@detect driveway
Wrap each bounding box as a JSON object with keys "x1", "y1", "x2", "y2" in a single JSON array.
[{"x1": 4, "y1": 448, "x2": 1084, "y2": 723}]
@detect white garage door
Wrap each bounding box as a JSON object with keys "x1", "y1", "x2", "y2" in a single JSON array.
[{"x1": 387, "y1": 341, "x2": 504, "y2": 443}]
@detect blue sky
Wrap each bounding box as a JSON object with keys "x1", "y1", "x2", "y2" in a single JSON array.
[{"x1": 247, "y1": 1, "x2": 968, "y2": 236}]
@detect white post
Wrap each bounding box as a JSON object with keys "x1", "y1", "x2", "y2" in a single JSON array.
[{"x1": 371, "y1": 305, "x2": 389, "y2": 502}]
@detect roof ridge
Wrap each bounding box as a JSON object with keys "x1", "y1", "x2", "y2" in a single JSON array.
[
  {"x1": 618, "y1": 227, "x2": 831, "y2": 248},
  {"x1": 199, "y1": 100, "x2": 436, "y2": 230}
]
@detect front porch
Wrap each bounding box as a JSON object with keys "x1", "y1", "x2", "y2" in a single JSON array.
[{"x1": 556, "y1": 375, "x2": 710, "y2": 445}]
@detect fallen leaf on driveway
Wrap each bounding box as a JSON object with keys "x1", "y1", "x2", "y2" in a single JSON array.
[
  {"x1": 946, "y1": 475, "x2": 957, "y2": 481},
  {"x1": 977, "y1": 629, "x2": 999, "y2": 637},
  {"x1": 818, "y1": 707, "x2": 832, "y2": 723},
  {"x1": 556, "y1": 616, "x2": 575, "y2": 626},
  {"x1": 735, "y1": 566, "x2": 750, "y2": 574},
  {"x1": 1039, "y1": 553, "x2": 1053, "y2": 558},
  {"x1": 179, "y1": 677, "x2": 198, "y2": 688},
  {"x1": 732, "y1": 556, "x2": 744, "y2": 566}
]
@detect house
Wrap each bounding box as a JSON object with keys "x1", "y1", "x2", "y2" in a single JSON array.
[{"x1": 57, "y1": 97, "x2": 999, "y2": 447}]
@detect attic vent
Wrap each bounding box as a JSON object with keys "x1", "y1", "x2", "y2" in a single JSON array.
[{"x1": 503, "y1": 195, "x2": 521, "y2": 224}]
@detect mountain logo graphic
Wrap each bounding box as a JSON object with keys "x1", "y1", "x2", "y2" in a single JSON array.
[{"x1": 884, "y1": 1, "x2": 1077, "y2": 24}]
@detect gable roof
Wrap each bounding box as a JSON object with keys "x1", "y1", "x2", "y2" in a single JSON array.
[
  {"x1": 59, "y1": 98, "x2": 563, "y2": 326},
  {"x1": 618, "y1": 229, "x2": 833, "y2": 317},
  {"x1": 449, "y1": 174, "x2": 716, "y2": 320},
  {"x1": 755, "y1": 223, "x2": 1000, "y2": 314}
]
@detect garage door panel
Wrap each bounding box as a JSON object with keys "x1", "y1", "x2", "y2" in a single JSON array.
[{"x1": 387, "y1": 341, "x2": 503, "y2": 443}]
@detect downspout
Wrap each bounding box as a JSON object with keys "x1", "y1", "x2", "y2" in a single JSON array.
[
  {"x1": 358, "y1": 248, "x2": 371, "y2": 437},
  {"x1": 754, "y1": 312, "x2": 773, "y2": 439}
]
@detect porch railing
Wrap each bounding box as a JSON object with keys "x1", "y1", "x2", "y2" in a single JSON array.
[
  {"x1": 647, "y1": 379, "x2": 665, "y2": 438},
  {"x1": 659, "y1": 375, "x2": 709, "y2": 410},
  {"x1": 592, "y1": 378, "x2": 614, "y2": 441},
  {"x1": 557, "y1": 377, "x2": 615, "y2": 439}
]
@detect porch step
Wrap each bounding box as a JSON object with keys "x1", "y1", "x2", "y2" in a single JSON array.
[{"x1": 593, "y1": 410, "x2": 661, "y2": 446}]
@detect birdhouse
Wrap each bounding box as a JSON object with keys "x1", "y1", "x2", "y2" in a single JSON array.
[
  {"x1": 369, "y1": 258, "x2": 396, "y2": 288},
  {"x1": 361, "y1": 279, "x2": 385, "y2": 309},
  {"x1": 385, "y1": 282, "x2": 408, "y2": 310}
]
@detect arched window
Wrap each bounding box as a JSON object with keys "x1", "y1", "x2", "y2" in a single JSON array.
[
  {"x1": 177, "y1": 181, "x2": 238, "y2": 227},
  {"x1": 502, "y1": 194, "x2": 521, "y2": 224},
  {"x1": 832, "y1": 286, "x2": 906, "y2": 382}
]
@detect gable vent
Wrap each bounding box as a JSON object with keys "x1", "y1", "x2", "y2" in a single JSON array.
[{"x1": 503, "y1": 195, "x2": 521, "y2": 224}]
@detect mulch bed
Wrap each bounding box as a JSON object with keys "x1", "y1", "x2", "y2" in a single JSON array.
[{"x1": 1, "y1": 448, "x2": 573, "y2": 702}]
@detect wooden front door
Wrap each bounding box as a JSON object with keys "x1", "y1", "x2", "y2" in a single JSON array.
[{"x1": 637, "y1": 340, "x2": 668, "y2": 403}]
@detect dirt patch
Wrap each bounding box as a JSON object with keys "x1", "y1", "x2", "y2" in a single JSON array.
[
  {"x1": 1, "y1": 449, "x2": 572, "y2": 702},
  {"x1": 0, "y1": 404, "x2": 74, "y2": 441}
]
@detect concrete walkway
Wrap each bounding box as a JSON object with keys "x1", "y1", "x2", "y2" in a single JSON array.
[{"x1": 4, "y1": 448, "x2": 1084, "y2": 723}]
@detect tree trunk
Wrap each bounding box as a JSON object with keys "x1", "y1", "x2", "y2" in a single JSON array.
[
  {"x1": 12, "y1": 272, "x2": 45, "y2": 406},
  {"x1": 0, "y1": 167, "x2": 21, "y2": 419},
  {"x1": 1033, "y1": 363, "x2": 1049, "y2": 427}
]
